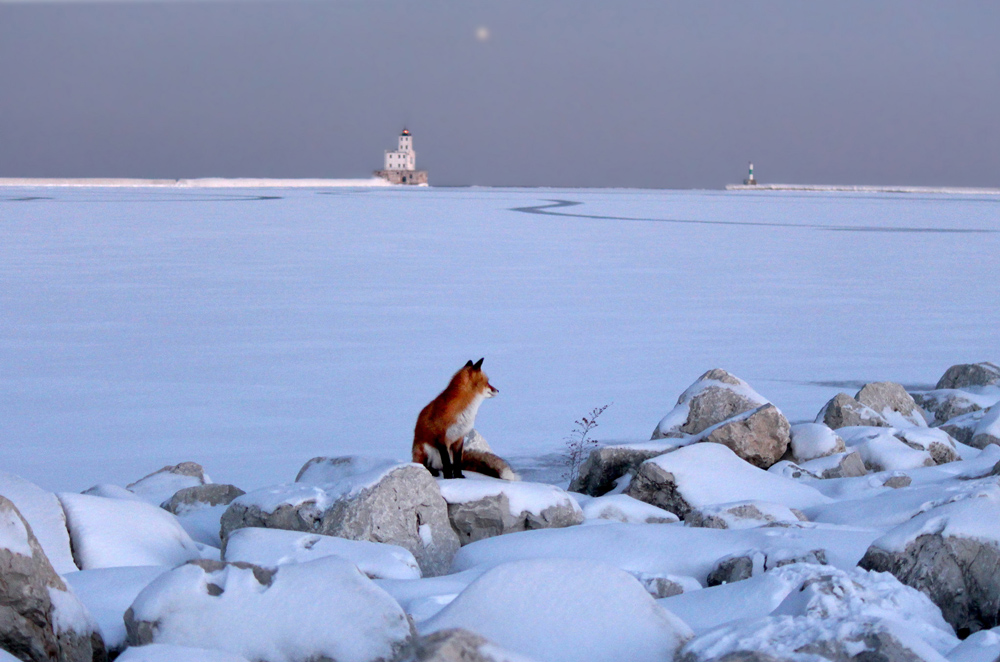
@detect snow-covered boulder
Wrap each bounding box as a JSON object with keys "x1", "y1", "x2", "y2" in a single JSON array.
[
  {"x1": 221, "y1": 462, "x2": 460, "y2": 577},
  {"x1": 912, "y1": 389, "x2": 988, "y2": 426},
  {"x1": 697, "y1": 404, "x2": 791, "y2": 469},
  {"x1": 623, "y1": 443, "x2": 830, "y2": 520},
  {"x1": 630, "y1": 572, "x2": 701, "y2": 599},
  {"x1": 859, "y1": 493, "x2": 1000, "y2": 636},
  {"x1": 569, "y1": 442, "x2": 675, "y2": 496},
  {"x1": 407, "y1": 628, "x2": 536, "y2": 662},
  {"x1": 0, "y1": 495, "x2": 105, "y2": 662},
  {"x1": 294, "y1": 455, "x2": 404, "y2": 485},
  {"x1": 970, "y1": 406, "x2": 1000, "y2": 450},
  {"x1": 941, "y1": 409, "x2": 989, "y2": 446},
  {"x1": 816, "y1": 392, "x2": 890, "y2": 429},
  {"x1": 946, "y1": 628, "x2": 1000, "y2": 662},
  {"x1": 705, "y1": 549, "x2": 829, "y2": 587},
  {"x1": 0, "y1": 471, "x2": 77, "y2": 574},
  {"x1": 856, "y1": 381, "x2": 928, "y2": 428},
  {"x1": 116, "y1": 643, "x2": 251, "y2": 662},
  {"x1": 162, "y1": 484, "x2": 245, "y2": 514},
  {"x1": 575, "y1": 493, "x2": 679, "y2": 524},
  {"x1": 438, "y1": 476, "x2": 582, "y2": 545},
  {"x1": 935, "y1": 362, "x2": 1000, "y2": 390},
  {"x1": 652, "y1": 369, "x2": 770, "y2": 439},
  {"x1": 678, "y1": 564, "x2": 957, "y2": 662},
  {"x1": 58, "y1": 492, "x2": 202, "y2": 569},
  {"x1": 421, "y1": 558, "x2": 693, "y2": 662},
  {"x1": 686, "y1": 501, "x2": 807, "y2": 530},
  {"x1": 222, "y1": 527, "x2": 420, "y2": 580},
  {"x1": 126, "y1": 462, "x2": 208, "y2": 507},
  {"x1": 839, "y1": 427, "x2": 936, "y2": 472},
  {"x1": 788, "y1": 423, "x2": 845, "y2": 463},
  {"x1": 64, "y1": 566, "x2": 169, "y2": 655},
  {"x1": 797, "y1": 450, "x2": 868, "y2": 479},
  {"x1": 894, "y1": 428, "x2": 960, "y2": 465},
  {"x1": 126, "y1": 557, "x2": 413, "y2": 662}
]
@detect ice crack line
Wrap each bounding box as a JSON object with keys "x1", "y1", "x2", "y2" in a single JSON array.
[{"x1": 509, "y1": 199, "x2": 997, "y2": 234}]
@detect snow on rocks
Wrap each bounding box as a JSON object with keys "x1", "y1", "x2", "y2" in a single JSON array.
[
  {"x1": 652, "y1": 369, "x2": 770, "y2": 439},
  {"x1": 859, "y1": 491, "x2": 1000, "y2": 636},
  {"x1": 894, "y1": 428, "x2": 961, "y2": 465},
  {"x1": 116, "y1": 643, "x2": 252, "y2": 662},
  {"x1": 946, "y1": 628, "x2": 1000, "y2": 662},
  {"x1": 675, "y1": 563, "x2": 958, "y2": 662},
  {"x1": 855, "y1": 381, "x2": 929, "y2": 428},
  {"x1": 697, "y1": 404, "x2": 791, "y2": 469},
  {"x1": 912, "y1": 389, "x2": 994, "y2": 426},
  {"x1": 623, "y1": 443, "x2": 830, "y2": 520},
  {"x1": 970, "y1": 405, "x2": 1000, "y2": 450},
  {"x1": 0, "y1": 470, "x2": 78, "y2": 574},
  {"x1": 64, "y1": 566, "x2": 169, "y2": 655},
  {"x1": 126, "y1": 556, "x2": 413, "y2": 662},
  {"x1": 816, "y1": 392, "x2": 891, "y2": 429},
  {"x1": 420, "y1": 558, "x2": 693, "y2": 662},
  {"x1": 437, "y1": 475, "x2": 582, "y2": 545},
  {"x1": 788, "y1": 423, "x2": 845, "y2": 463},
  {"x1": 58, "y1": 492, "x2": 202, "y2": 570},
  {"x1": 839, "y1": 426, "x2": 937, "y2": 472},
  {"x1": 0, "y1": 495, "x2": 106, "y2": 662},
  {"x1": 568, "y1": 442, "x2": 676, "y2": 496},
  {"x1": 798, "y1": 450, "x2": 868, "y2": 479},
  {"x1": 685, "y1": 501, "x2": 808, "y2": 530},
  {"x1": 162, "y1": 484, "x2": 245, "y2": 514},
  {"x1": 221, "y1": 461, "x2": 460, "y2": 577},
  {"x1": 126, "y1": 462, "x2": 209, "y2": 507},
  {"x1": 940, "y1": 409, "x2": 990, "y2": 446},
  {"x1": 405, "y1": 628, "x2": 537, "y2": 662},
  {"x1": 222, "y1": 527, "x2": 420, "y2": 580},
  {"x1": 935, "y1": 363, "x2": 1000, "y2": 390},
  {"x1": 574, "y1": 493, "x2": 679, "y2": 524}
]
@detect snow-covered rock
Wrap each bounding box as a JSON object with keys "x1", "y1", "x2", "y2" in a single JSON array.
[
  {"x1": 816, "y1": 392, "x2": 890, "y2": 429},
  {"x1": 652, "y1": 369, "x2": 770, "y2": 439},
  {"x1": 839, "y1": 427, "x2": 936, "y2": 472},
  {"x1": 162, "y1": 484, "x2": 245, "y2": 514},
  {"x1": 575, "y1": 493, "x2": 679, "y2": 524},
  {"x1": 697, "y1": 404, "x2": 791, "y2": 469},
  {"x1": 686, "y1": 501, "x2": 808, "y2": 530},
  {"x1": 421, "y1": 558, "x2": 693, "y2": 662},
  {"x1": 116, "y1": 643, "x2": 251, "y2": 662},
  {"x1": 221, "y1": 463, "x2": 459, "y2": 576},
  {"x1": 623, "y1": 443, "x2": 830, "y2": 519},
  {"x1": 970, "y1": 406, "x2": 1000, "y2": 450},
  {"x1": 222, "y1": 527, "x2": 421, "y2": 580},
  {"x1": 126, "y1": 462, "x2": 209, "y2": 507},
  {"x1": 0, "y1": 495, "x2": 105, "y2": 662},
  {"x1": 64, "y1": 566, "x2": 169, "y2": 655},
  {"x1": 630, "y1": 572, "x2": 702, "y2": 599},
  {"x1": 788, "y1": 423, "x2": 845, "y2": 463},
  {"x1": 0, "y1": 471, "x2": 77, "y2": 574},
  {"x1": 856, "y1": 381, "x2": 929, "y2": 428},
  {"x1": 294, "y1": 455, "x2": 403, "y2": 485},
  {"x1": 58, "y1": 492, "x2": 202, "y2": 569},
  {"x1": 126, "y1": 557, "x2": 413, "y2": 662},
  {"x1": 946, "y1": 628, "x2": 1000, "y2": 662},
  {"x1": 941, "y1": 409, "x2": 990, "y2": 446},
  {"x1": 438, "y1": 475, "x2": 582, "y2": 545},
  {"x1": 912, "y1": 389, "x2": 990, "y2": 426},
  {"x1": 798, "y1": 450, "x2": 868, "y2": 479},
  {"x1": 406, "y1": 628, "x2": 537, "y2": 662},
  {"x1": 569, "y1": 442, "x2": 675, "y2": 496},
  {"x1": 895, "y1": 428, "x2": 960, "y2": 465},
  {"x1": 935, "y1": 363, "x2": 1000, "y2": 390},
  {"x1": 859, "y1": 493, "x2": 1000, "y2": 636}
]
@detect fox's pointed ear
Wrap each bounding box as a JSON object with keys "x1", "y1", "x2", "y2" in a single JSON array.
[
  {"x1": 473, "y1": 358, "x2": 484, "y2": 370},
  {"x1": 465, "y1": 360, "x2": 474, "y2": 368}
]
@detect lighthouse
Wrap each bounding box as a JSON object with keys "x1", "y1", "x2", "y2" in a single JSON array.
[
  {"x1": 375, "y1": 128, "x2": 428, "y2": 185},
  {"x1": 743, "y1": 162, "x2": 757, "y2": 186}
]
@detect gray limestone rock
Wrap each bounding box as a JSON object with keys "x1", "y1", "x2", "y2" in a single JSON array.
[
  {"x1": 161, "y1": 484, "x2": 245, "y2": 514},
  {"x1": 970, "y1": 406, "x2": 1000, "y2": 449},
  {"x1": 912, "y1": 390, "x2": 984, "y2": 425},
  {"x1": 686, "y1": 502, "x2": 807, "y2": 530},
  {"x1": 816, "y1": 393, "x2": 890, "y2": 429},
  {"x1": 706, "y1": 553, "x2": 763, "y2": 586},
  {"x1": 630, "y1": 572, "x2": 689, "y2": 599},
  {"x1": 940, "y1": 409, "x2": 988, "y2": 446},
  {"x1": 221, "y1": 464, "x2": 460, "y2": 576},
  {"x1": 860, "y1": 533, "x2": 1000, "y2": 636},
  {"x1": 405, "y1": 628, "x2": 524, "y2": 662},
  {"x1": 893, "y1": 429, "x2": 960, "y2": 466},
  {"x1": 881, "y1": 474, "x2": 912, "y2": 489},
  {"x1": 623, "y1": 460, "x2": 693, "y2": 519},
  {"x1": 935, "y1": 362, "x2": 1000, "y2": 390},
  {"x1": 652, "y1": 369, "x2": 769, "y2": 440},
  {"x1": 855, "y1": 382, "x2": 927, "y2": 427},
  {"x1": 445, "y1": 492, "x2": 583, "y2": 546},
  {"x1": 800, "y1": 450, "x2": 868, "y2": 479},
  {"x1": 569, "y1": 445, "x2": 673, "y2": 496},
  {"x1": 700, "y1": 404, "x2": 791, "y2": 469},
  {"x1": 0, "y1": 496, "x2": 106, "y2": 662},
  {"x1": 463, "y1": 429, "x2": 492, "y2": 454}
]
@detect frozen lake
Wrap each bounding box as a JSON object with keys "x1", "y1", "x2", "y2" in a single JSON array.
[{"x1": 1, "y1": 186, "x2": 998, "y2": 492}]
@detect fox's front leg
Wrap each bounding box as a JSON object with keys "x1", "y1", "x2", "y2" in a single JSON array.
[
  {"x1": 452, "y1": 438, "x2": 466, "y2": 479},
  {"x1": 434, "y1": 438, "x2": 455, "y2": 479}
]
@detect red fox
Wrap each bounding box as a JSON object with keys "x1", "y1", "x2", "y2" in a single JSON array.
[{"x1": 413, "y1": 358, "x2": 517, "y2": 480}]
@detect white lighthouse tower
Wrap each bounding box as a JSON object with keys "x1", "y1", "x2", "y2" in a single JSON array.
[
  {"x1": 743, "y1": 161, "x2": 757, "y2": 186},
  {"x1": 375, "y1": 128, "x2": 428, "y2": 185}
]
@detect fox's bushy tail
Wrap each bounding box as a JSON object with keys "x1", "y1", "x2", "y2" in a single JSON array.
[{"x1": 463, "y1": 450, "x2": 520, "y2": 481}]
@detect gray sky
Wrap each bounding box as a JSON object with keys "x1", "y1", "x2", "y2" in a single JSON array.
[{"x1": 1, "y1": 1, "x2": 997, "y2": 188}]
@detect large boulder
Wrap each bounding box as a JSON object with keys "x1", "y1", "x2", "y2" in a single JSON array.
[
  {"x1": 815, "y1": 393, "x2": 890, "y2": 429},
  {"x1": 0, "y1": 471, "x2": 78, "y2": 574},
  {"x1": 858, "y1": 494, "x2": 1000, "y2": 636},
  {"x1": 569, "y1": 443, "x2": 675, "y2": 496},
  {"x1": 221, "y1": 462, "x2": 460, "y2": 576},
  {"x1": 698, "y1": 404, "x2": 790, "y2": 469},
  {"x1": 939, "y1": 409, "x2": 988, "y2": 445},
  {"x1": 855, "y1": 382, "x2": 928, "y2": 428},
  {"x1": 126, "y1": 462, "x2": 209, "y2": 507},
  {"x1": 685, "y1": 501, "x2": 807, "y2": 530},
  {"x1": 652, "y1": 369, "x2": 770, "y2": 439},
  {"x1": 623, "y1": 443, "x2": 829, "y2": 520},
  {"x1": 126, "y1": 557, "x2": 413, "y2": 662},
  {"x1": 935, "y1": 362, "x2": 1000, "y2": 390},
  {"x1": 161, "y1": 484, "x2": 245, "y2": 515},
  {"x1": 788, "y1": 423, "x2": 845, "y2": 463},
  {"x1": 0, "y1": 495, "x2": 106, "y2": 662},
  {"x1": 437, "y1": 477, "x2": 582, "y2": 545},
  {"x1": 796, "y1": 451, "x2": 868, "y2": 479},
  {"x1": 970, "y1": 406, "x2": 1000, "y2": 450},
  {"x1": 577, "y1": 494, "x2": 679, "y2": 525},
  {"x1": 893, "y1": 428, "x2": 960, "y2": 465},
  {"x1": 837, "y1": 427, "x2": 936, "y2": 473},
  {"x1": 911, "y1": 390, "x2": 987, "y2": 426}
]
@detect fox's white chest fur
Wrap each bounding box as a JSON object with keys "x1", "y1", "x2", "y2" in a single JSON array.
[{"x1": 445, "y1": 392, "x2": 487, "y2": 443}]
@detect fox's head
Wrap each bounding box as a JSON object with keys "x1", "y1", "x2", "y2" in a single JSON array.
[{"x1": 457, "y1": 358, "x2": 499, "y2": 398}]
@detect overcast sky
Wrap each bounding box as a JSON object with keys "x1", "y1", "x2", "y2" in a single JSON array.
[{"x1": 1, "y1": 1, "x2": 997, "y2": 188}]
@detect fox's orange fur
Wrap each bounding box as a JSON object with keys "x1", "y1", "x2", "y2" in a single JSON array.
[{"x1": 413, "y1": 358, "x2": 515, "y2": 480}]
